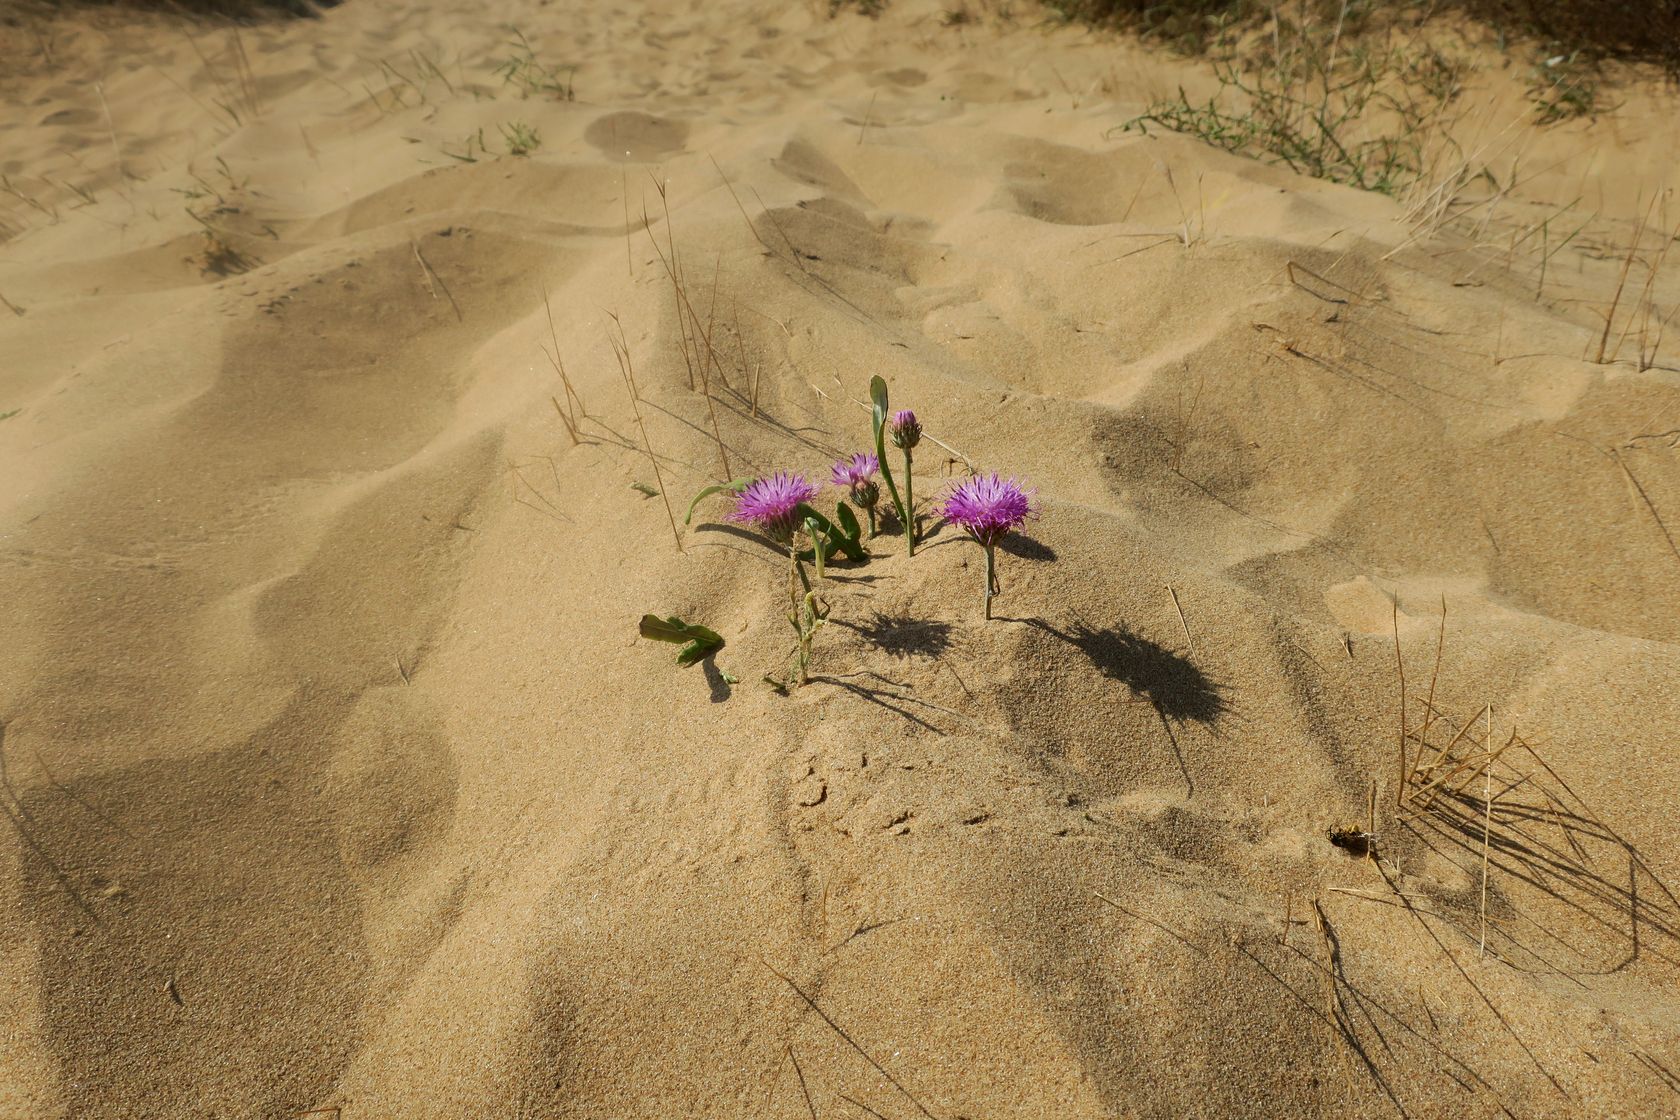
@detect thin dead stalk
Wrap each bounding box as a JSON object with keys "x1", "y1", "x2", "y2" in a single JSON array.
[
  {"x1": 541, "y1": 282, "x2": 584, "y2": 444},
  {"x1": 1613, "y1": 449, "x2": 1680, "y2": 571},
  {"x1": 1595, "y1": 197, "x2": 1656, "y2": 364},
  {"x1": 641, "y1": 189, "x2": 733, "y2": 479},
  {"x1": 1392, "y1": 597, "x2": 1407, "y2": 806},
  {"x1": 1480, "y1": 703, "x2": 1493, "y2": 959},
  {"x1": 410, "y1": 237, "x2": 462, "y2": 321},
  {"x1": 1166, "y1": 584, "x2": 1195, "y2": 655},
  {"x1": 788, "y1": 1046, "x2": 819, "y2": 1120},
  {"x1": 607, "y1": 313, "x2": 682, "y2": 552},
  {"x1": 761, "y1": 958, "x2": 940, "y2": 1120}
]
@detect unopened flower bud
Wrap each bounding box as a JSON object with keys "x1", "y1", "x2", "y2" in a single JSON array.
[{"x1": 889, "y1": 409, "x2": 921, "y2": 450}]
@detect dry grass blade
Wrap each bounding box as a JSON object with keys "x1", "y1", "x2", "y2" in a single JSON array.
[
  {"x1": 1404, "y1": 701, "x2": 1488, "y2": 809},
  {"x1": 788, "y1": 1046, "x2": 819, "y2": 1120},
  {"x1": 620, "y1": 168, "x2": 633, "y2": 277},
  {"x1": 710, "y1": 154, "x2": 775, "y2": 257},
  {"x1": 639, "y1": 190, "x2": 734, "y2": 480},
  {"x1": 549, "y1": 396, "x2": 578, "y2": 445},
  {"x1": 1611, "y1": 449, "x2": 1680, "y2": 571},
  {"x1": 701, "y1": 255, "x2": 731, "y2": 392},
  {"x1": 1595, "y1": 196, "x2": 1656, "y2": 364},
  {"x1": 1309, "y1": 902, "x2": 1353, "y2": 1092},
  {"x1": 410, "y1": 237, "x2": 462, "y2": 321},
  {"x1": 93, "y1": 81, "x2": 128, "y2": 189},
  {"x1": 540, "y1": 282, "x2": 584, "y2": 443},
  {"x1": 650, "y1": 200, "x2": 698, "y2": 391},
  {"x1": 839, "y1": 1093, "x2": 892, "y2": 1119},
  {"x1": 1166, "y1": 584, "x2": 1195, "y2": 655},
  {"x1": 1093, "y1": 891, "x2": 1207, "y2": 957},
  {"x1": 1480, "y1": 704, "x2": 1493, "y2": 959},
  {"x1": 1632, "y1": 1049, "x2": 1680, "y2": 1095},
  {"x1": 230, "y1": 27, "x2": 261, "y2": 119},
  {"x1": 1416, "y1": 596, "x2": 1447, "y2": 779},
  {"x1": 762, "y1": 958, "x2": 940, "y2": 1120},
  {"x1": 607, "y1": 313, "x2": 682, "y2": 552},
  {"x1": 1392, "y1": 596, "x2": 1406, "y2": 805},
  {"x1": 1611, "y1": 218, "x2": 1679, "y2": 364},
  {"x1": 1373, "y1": 858, "x2": 1567, "y2": 1097},
  {"x1": 732, "y1": 304, "x2": 763, "y2": 417},
  {"x1": 1399, "y1": 669, "x2": 1680, "y2": 977}
]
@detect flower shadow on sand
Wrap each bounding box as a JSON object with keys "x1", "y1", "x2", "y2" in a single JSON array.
[
  {"x1": 1063, "y1": 623, "x2": 1227, "y2": 727},
  {"x1": 998, "y1": 533, "x2": 1057, "y2": 562},
  {"x1": 1028, "y1": 620, "x2": 1229, "y2": 796},
  {"x1": 833, "y1": 611, "x2": 955, "y2": 660}
]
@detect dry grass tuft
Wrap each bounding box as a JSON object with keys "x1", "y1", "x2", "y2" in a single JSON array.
[{"x1": 1388, "y1": 604, "x2": 1680, "y2": 979}]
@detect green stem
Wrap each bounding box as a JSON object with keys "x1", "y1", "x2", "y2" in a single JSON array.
[
  {"x1": 791, "y1": 544, "x2": 810, "y2": 598},
  {"x1": 797, "y1": 592, "x2": 814, "y2": 685},
  {"x1": 903, "y1": 447, "x2": 915, "y2": 556},
  {"x1": 808, "y1": 521, "x2": 827, "y2": 582},
  {"x1": 870, "y1": 385, "x2": 907, "y2": 553},
  {"x1": 865, "y1": 505, "x2": 878, "y2": 538},
  {"x1": 983, "y1": 543, "x2": 996, "y2": 620}
]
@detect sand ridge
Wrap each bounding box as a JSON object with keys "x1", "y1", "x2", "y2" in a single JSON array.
[{"x1": 1, "y1": 0, "x2": 1678, "y2": 1116}]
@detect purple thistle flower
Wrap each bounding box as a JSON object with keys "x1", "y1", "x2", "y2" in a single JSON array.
[
  {"x1": 939, "y1": 473, "x2": 1037, "y2": 547},
  {"x1": 728, "y1": 471, "x2": 820, "y2": 545},
  {"x1": 889, "y1": 409, "x2": 921, "y2": 450},
  {"x1": 939, "y1": 472, "x2": 1037, "y2": 620},
  {"x1": 830, "y1": 452, "x2": 880, "y2": 490}
]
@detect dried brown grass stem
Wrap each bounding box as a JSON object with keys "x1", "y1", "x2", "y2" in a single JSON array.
[{"x1": 607, "y1": 313, "x2": 682, "y2": 552}]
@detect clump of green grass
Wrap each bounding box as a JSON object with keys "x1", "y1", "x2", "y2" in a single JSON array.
[
  {"x1": 439, "y1": 128, "x2": 488, "y2": 164},
  {"x1": 1459, "y1": 0, "x2": 1680, "y2": 75},
  {"x1": 495, "y1": 29, "x2": 574, "y2": 100},
  {"x1": 499, "y1": 120, "x2": 540, "y2": 157},
  {"x1": 829, "y1": 0, "x2": 887, "y2": 15},
  {"x1": 1040, "y1": 0, "x2": 1252, "y2": 51},
  {"x1": 1047, "y1": 0, "x2": 1679, "y2": 77},
  {"x1": 1119, "y1": 7, "x2": 1466, "y2": 198},
  {"x1": 184, "y1": 203, "x2": 253, "y2": 275},
  {"x1": 1527, "y1": 48, "x2": 1606, "y2": 124}
]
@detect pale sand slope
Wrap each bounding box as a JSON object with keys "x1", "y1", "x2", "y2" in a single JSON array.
[{"x1": 1, "y1": 0, "x2": 1678, "y2": 1116}]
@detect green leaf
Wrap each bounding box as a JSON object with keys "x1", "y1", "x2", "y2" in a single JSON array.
[
  {"x1": 869, "y1": 376, "x2": 907, "y2": 534},
  {"x1": 804, "y1": 516, "x2": 828, "y2": 579},
  {"x1": 834, "y1": 501, "x2": 861, "y2": 543},
  {"x1": 684, "y1": 478, "x2": 753, "y2": 525},
  {"x1": 631, "y1": 481, "x2": 658, "y2": 498},
  {"x1": 792, "y1": 503, "x2": 864, "y2": 562},
  {"x1": 676, "y1": 640, "x2": 713, "y2": 666},
  {"x1": 870, "y1": 375, "x2": 890, "y2": 436},
  {"x1": 639, "y1": 614, "x2": 724, "y2": 666},
  {"x1": 639, "y1": 614, "x2": 692, "y2": 642}
]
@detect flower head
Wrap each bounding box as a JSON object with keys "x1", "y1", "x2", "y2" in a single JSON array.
[
  {"x1": 889, "y1": 409, "x2": 922, "y2": 450},
  {"x1": 938, "y1": 472, "x2": 1037, "y2": 547},
  {"x1": 728, "y1": 471, "x2": 820, "y2": 545},
  {"x1": 831, "y1": 452, "x2": 881, "y2": 511},
  {"x1": 830, "y1": 452, "x2": 879, "y2": 490}
]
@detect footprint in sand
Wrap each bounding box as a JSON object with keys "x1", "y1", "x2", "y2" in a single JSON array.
[{"x1": 583, "y1": 110, "x2": 689, "y2": 163}]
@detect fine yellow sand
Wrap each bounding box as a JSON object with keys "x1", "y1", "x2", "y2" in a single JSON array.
[{"x1": 2, "y1": 1, "x2": 1678, "y2": 1116}]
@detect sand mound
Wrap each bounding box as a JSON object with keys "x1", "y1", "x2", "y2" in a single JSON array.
[{"x1": 2, "y1": 1, "x2": 1678, "y2": 1116}]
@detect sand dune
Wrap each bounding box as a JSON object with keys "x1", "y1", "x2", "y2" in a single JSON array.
[{"x1": 2, "y1": 0, "x2": 1678, "y2": 1116}]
